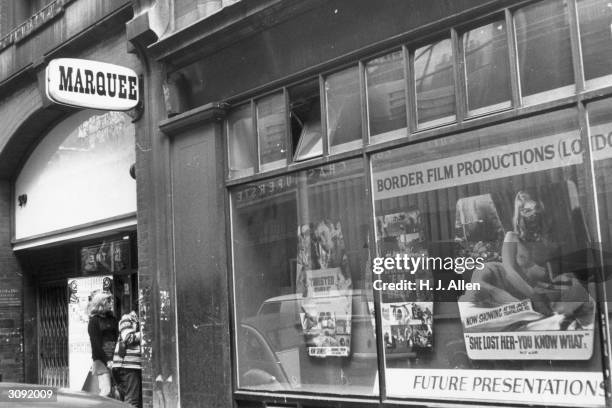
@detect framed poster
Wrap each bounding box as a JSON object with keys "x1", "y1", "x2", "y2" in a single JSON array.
[{"x1": 67, "y1": 275, "x2": 112, "y2": 390}]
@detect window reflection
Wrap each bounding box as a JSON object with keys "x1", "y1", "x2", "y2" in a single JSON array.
[
  {"x1": 414, "y1": 39, "x2": 456, "y2": 127},
  {"x1": 587, "y1": 99, "x2": 612, "y2": 349},
  {"x1": 326, "y1": 67, "x2": 363, "y2": 152},
  {"x1": 231, "y1": 159, "x2": 376, "y2": 394},
  {"x1": 515, "y1": 0, "x2": 574, "y2": 103},
  {"x1": 372, "y1": 109, "x2": 603, "y2": 406},
  {"x1": 464, "y1": 21, "x2": 511, "y2": 114},
  {"x1": 228, "y1": 104, "x2": 256, "y2": 179},
  {"x1": 366, "y1": 50, "x2": 407, "y2": 141},
  {"x1": 257, "y1": 93, "x2": 287, "y2": 171},
  {"x1": 578, "y1": 0, "x2": 612, "y2": 87}
]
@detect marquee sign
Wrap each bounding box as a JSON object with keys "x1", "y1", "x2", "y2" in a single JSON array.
[{"x1": 46, "y1": 58, "x2": 139, "y2": 111}]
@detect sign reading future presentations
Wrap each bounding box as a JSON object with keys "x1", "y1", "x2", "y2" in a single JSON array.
[{"x1": 46, "y1": 58, "x2": 139, "y2": 111}]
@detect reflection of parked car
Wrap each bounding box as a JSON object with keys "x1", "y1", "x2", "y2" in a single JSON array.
[
  {"x1": 0, "y1": 382, "x2": 131, "y2": 407},
  {"x1": 238, "y1": 290, "x2": 396, "y2": 392}
]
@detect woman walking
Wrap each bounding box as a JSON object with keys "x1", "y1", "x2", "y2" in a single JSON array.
[{"x1": 87, "y1": 292, "x2": 118, "y2": 397}]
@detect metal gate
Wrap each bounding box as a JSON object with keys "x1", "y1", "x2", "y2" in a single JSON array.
[{"x1": 38, "y1": 284, "x2": 68, "y2": 387}]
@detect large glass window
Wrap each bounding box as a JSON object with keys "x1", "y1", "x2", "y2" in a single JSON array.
[
  {"x1": 372, "y1": 109, "x2": 604, "y2": 406},
  {"x1": 414, "y1": 38, "x2": 456, "y2": 128},
  {"x1": 326, "y1": 67, "x2": 363, "y2": 153},
  {"x1": 463, "y1": 20, "x2": 512, "y2": 115},
  {"x1": 366, "y1": 50, "x2": 407, "y2": 142},
  {"x1": 231, "y1": 159, "x2": 377, "y2": 395},
  {"x1": 515, "y1": 0, "x2": 575, "y2": 104},
  {"x1": 587, "y1": 98, "x2": 612, "y2": 348},
  {"x1": 577, "y1": 0, "x2": 612, "y2": 88}
]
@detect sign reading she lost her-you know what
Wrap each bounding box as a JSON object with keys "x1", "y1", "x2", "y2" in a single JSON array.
[
  {"x1": 68, "y1": 276, "x2": 112, "y2": 391},
  {"x1": 455, "y1": 183, "x2": 596, "y2": 361},
  {"x1": 373, "y1": 126, "x2": 612, "y2": 200},
  {"x1": 296, "y1": 220, "x2": 353, "y2": 357},
  {"x1": 383, "y1": 369, "x2": 605, "y2": 407},
  {"x1": 46, "y1": 59, "x2": 139, "y2": 111},
  {"x1": 459, "y1": 294, "x2": 594, "y2": 360}
]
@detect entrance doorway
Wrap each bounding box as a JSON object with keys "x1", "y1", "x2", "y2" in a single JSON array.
[{"x1": 19, "y1": 233, "x2": 138, "y2": 388}]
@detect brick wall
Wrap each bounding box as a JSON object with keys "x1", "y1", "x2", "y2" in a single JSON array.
[
  {"x1": 135, "y1": 112, "x2": 155, "y2": 408},
  {"x1": 0, "y1": 180, "x2": 24, "y2": 383}
]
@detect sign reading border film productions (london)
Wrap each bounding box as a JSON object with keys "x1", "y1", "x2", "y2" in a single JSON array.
[{"x1": 46, "y1": 58, "x2": 139, "y2": 111}]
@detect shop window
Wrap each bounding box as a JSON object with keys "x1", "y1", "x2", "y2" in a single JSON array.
[
  {"x1": 577, "y1": 0, "x2": 612, "y2": 88},
  {"x1": 228, "y1": 103, "x2": 256, "y2": 179},
  {"x1": 231, "y1": 159, "x2": 376, "y2": 395},
  {"x1": 463, "y1": 20, "x2": 512, "y2": 115},
  {"x1": 514, "y1": 0, "x2": 574, "y2": 104},
  {"x1": 290, "y1": 79, "x2": 323, "y2": 162},
  {"x1": 325, "y1": 66, "x2": 363, "y2": 153},
  {"x1": 257, "y1": 92, "x2": 287, "y2": 171},
  {"x1": 371, "y1": 109, "x2": 604, "y2": 406},
  {"x1": 365, "y1": 50, "x2": 408, "y2": 142},
  {"x1": 414, "y1": 38, "x2": 456, "y2": 128},
  {"x1": 587, "y1": 98, "x2": 612, "y2": 346}
]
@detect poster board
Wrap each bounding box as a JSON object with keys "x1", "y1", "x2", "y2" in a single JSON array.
[
  {"x1": 375, "y1": 210, "x2": 434, "y2": 352},
  {"x1": 296, "y1": 220, "x2": 353, "y2": 357},
  {"x1": 67, "y1": 275, "x2": 112, "y2": 390},
  {"x1": 457, "y1": 187, "x2": 596, "y2": 360}
]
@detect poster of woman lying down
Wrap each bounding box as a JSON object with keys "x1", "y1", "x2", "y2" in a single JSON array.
[{"x1": 457, "y1": 183, "x2": 596, "y2": 360}]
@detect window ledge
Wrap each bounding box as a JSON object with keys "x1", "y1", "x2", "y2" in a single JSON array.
[{"x1": 159, "y1": 102, "x2": 228, "y2": 136}]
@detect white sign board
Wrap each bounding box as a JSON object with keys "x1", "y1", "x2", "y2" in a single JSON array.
[
  {"x1": 383, "y1": 369, "x2": 605, "y2": 407},
  {"x1": 46, "y1": 58, "x2": 139, "y2": 111}
]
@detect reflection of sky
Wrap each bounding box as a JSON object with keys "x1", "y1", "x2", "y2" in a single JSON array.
[{"x1": 415, "y1": 40, "x2": 453, "y2": 91}]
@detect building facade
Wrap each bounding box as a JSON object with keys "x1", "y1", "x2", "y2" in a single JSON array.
[
  {"x1": 2, "y1": 0, "x2": 612, "y2": 408},
  {"x1": 0, "y1": 0, "x2": 145, "y2": 399},
  {"x1": 143, "y1": 0, "x2": 612, "y2": 407}
]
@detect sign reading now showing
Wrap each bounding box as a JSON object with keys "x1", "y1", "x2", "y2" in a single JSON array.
[{"x1": 46, "y1": 59, "x2": 139, "y2": 111}]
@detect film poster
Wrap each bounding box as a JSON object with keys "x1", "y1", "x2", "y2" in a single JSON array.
[
  {"x1": 457, "y1": 189, "x2": 596, "y2": 360},
  {"x1": 375, "y1": 209, "x2": 433, "y2": 352},
  {"x1": 67, "y1": 275, "x2": 113, "y2": 390},
  {"x1": 296, "y1": 220, "x2": 352, "y2": 357}
]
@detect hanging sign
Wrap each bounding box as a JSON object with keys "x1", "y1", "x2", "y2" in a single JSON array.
[{"x1": 46, "y1": 58, "x2": 139, "y2": 111}]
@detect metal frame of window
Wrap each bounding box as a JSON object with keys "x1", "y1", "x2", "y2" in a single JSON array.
[
  {"x1": 457, "y1": 13, "x2": 514, "y2": 117},
  {"x1": 225, "y1": 0, "x2": 612, "y2": 406},
  {"x1": 225, "y1": 0, "x2": 612, "y2": 186},
  {"x1": 363, "y1": 48, "x2": 408, "y2": 144},
  {"x1": 256, "y1": 90, "x2": 288, "y2": 172}
]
